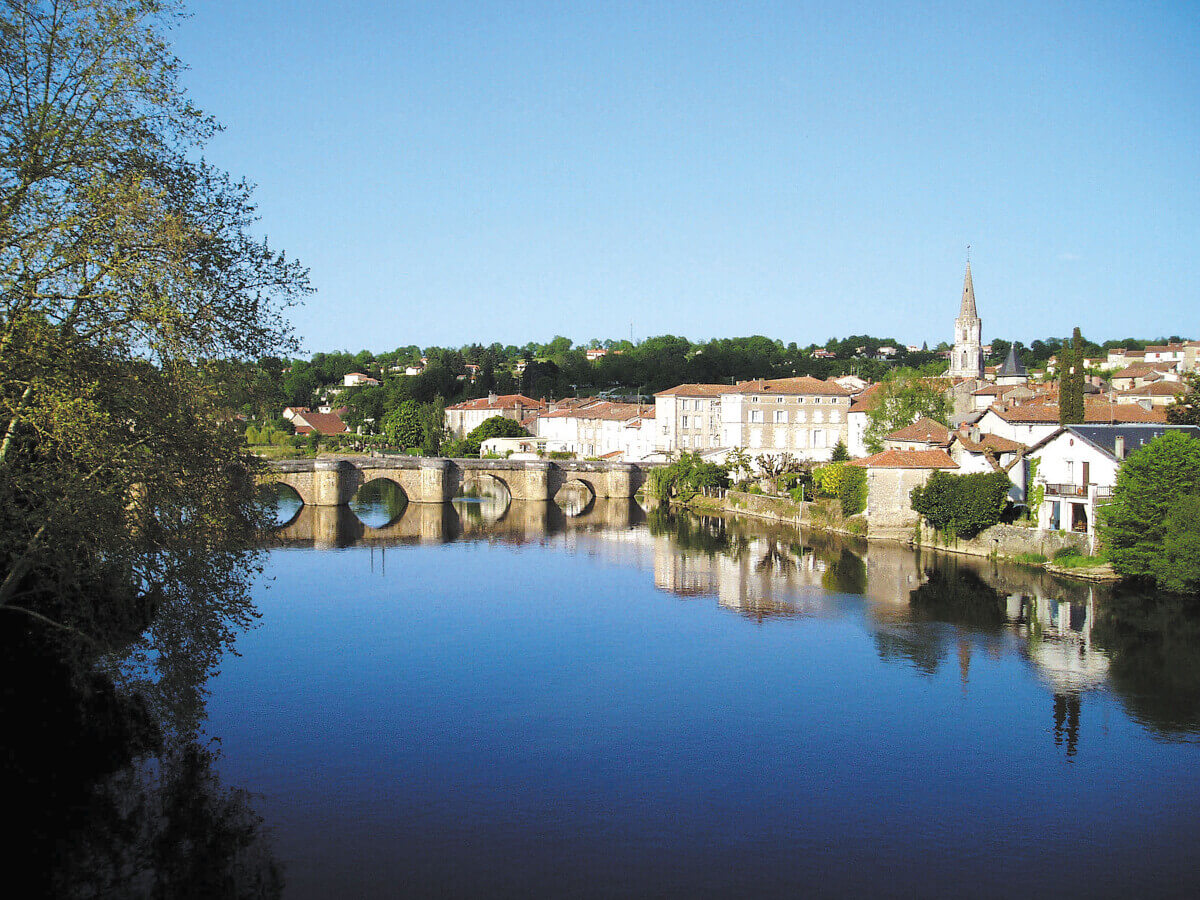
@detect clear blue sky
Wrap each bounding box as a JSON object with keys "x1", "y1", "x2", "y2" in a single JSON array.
[{"x1": 170, "y1": 1, "x2": 1198, "y2": 353}]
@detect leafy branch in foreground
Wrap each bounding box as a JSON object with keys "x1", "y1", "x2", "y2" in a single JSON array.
[{"x1": 0, "y1": 1, "x2": 309, "y2": 640}]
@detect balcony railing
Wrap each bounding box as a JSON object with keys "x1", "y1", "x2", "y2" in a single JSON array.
[{"x1": 1045, "y1": 482, "x2": 1088, "y2": 498}]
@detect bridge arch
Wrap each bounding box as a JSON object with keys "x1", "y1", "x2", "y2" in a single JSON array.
[
  {"x1": 348, "y1": 477, "x2": 409, "y2": 528},
  {"x1": 554, "y1": 478, "x2": 595, "y2": 517},
  {"x1": 259, "y1": 481, "x2": 306, "y2": 527}
]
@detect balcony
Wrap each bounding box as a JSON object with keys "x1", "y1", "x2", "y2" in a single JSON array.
[{"x1": 1045, "y1": 482, "x2": 1088, "y2": 498}]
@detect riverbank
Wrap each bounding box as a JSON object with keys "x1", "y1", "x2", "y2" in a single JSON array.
[{"x1": 675, "y1": 489, "x2": 1120, "y2": 583}]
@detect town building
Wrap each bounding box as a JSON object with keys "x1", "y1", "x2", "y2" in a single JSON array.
[
  {"x1": 343, "y1": 372, "x2": 380, "y2": 387},
  {"x1": 848, "y1": 449, "x2": 959, "y2": 532},
  {"x1": 975, "y1": 399, "x2": 1166, "y2": 446},
  {"x1": 444, "y1": 393, "x2": 545, "y2": 438},
  {"x1": 291, "y1": 410, "x2": 348, "y2": 436},
  {"x1": 721, "y1": 377, "x2": 853, "y2": 461},
  {"x1": 654, "y1": 384, "x2": 735, "y2": 453},
  {"x1": 1027, "y1": 424, "x2": 1200, "y2": 545},
  {"x1": 534, "y1": 401, "x2": 656, "y2": 460}
]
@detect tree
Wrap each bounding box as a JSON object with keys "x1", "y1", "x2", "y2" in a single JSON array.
[
  {"x1": 830, "y1": 439, "x2": 850, "y2": 462},
  {"x1": 1166, "y1": 373, "x2": 1200, "y2": 425},
  {"x1": 468, "y1": 415, "x2": 529, "y2": 443},
  {"x1": 0, "y1": 2, "x2": 308, "y2": 633},
  {"x1": 863, "y1": 372, "x2": 952, "y2": 453},
  {"x1": 909, "y1": 471, "x2": 1012, "y2": 538},
  {"x1": 1059, "y1": 327, "x2": 1086, "y2": 425},
  {"x1": 1101, "y1": 431, "x2": 1200, "y2": 591},
  {"x1": 383, "y1": 400, "x2": 423, "y2": 448}
]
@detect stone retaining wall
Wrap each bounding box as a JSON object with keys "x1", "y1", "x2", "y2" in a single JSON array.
[{"x1": 917, "y1": 522, "x2": 1089, "y2": 561}]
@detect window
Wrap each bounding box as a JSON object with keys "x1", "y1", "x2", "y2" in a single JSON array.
[
  {"x1": 681, "y1": 415, "x2": 688, "y2": 428},
  {"x1": 777, "y1": 396, "x2": 785, "y2": 403},
  {"x1": 694, "y1": 399, "x2": 703, "y2": 410},
  {"x1": 750, "y1": 428, "x2": 762, "y2": 448},
  {"x1": 682, "y1": 435, "x2": 691, "y2": 447},
  {"x1": 774, "y1": 430, "x2": 787, "y2": 448},
  {"x1": 814, "y1": 410, "x2": 824, "y2": 423},
  {"x1": 774, "y1": 410, "x2": 788, "y2": 424},
  {"x1": 829, "y1": 411, "x2": 840, "y2": 423},
  {"x1": 795, "y1": 430, "x2": 807, "y2": 448},
  {"x1": 814, "y1": 430, "x2": 827, "y2": 448},
  {"x1": 752, "y1": 396, "x2": 760, "y2": 403},
  {"x1": 750, "y1": 409, "x2": 763, "y2": 423},
  {"x1": 797, "y1": 410, "x2": 807, "y2": 423}
]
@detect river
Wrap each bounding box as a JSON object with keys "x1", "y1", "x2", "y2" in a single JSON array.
[
  {"x1": 15, "y1": 488, "x2": 1200, "y2": 897},
  {"x1": 201, "y1": 489, "x2": 1200, "y2": 897}
]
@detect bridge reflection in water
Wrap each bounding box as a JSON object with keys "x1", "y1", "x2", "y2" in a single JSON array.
[{"x1": 269, "y1": 497, "x2": 646, "y2": 549}]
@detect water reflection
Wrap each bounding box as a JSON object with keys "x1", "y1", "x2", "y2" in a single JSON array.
[{"x1": 349, "y1": 478, "x2": 408, "y2": 528}]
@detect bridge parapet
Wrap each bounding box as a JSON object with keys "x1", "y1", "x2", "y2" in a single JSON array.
[{"x1": 263, "y1": 456, "x2": 659, "y2": 506}]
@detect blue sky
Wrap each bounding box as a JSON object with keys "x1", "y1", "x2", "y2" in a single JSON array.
[{"x1": 171, "y1": 1, "x2": 1198, "y2": 352}]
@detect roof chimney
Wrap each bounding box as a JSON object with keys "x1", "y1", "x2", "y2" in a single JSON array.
[
  {"x1": 1114, "y1": 435, "x2": 1126, "y2": 460},
  {"x1": 487, "y1": 391, "x2": 497, "y2": 404}
]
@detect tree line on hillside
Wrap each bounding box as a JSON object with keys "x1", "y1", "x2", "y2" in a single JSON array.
[{"x1": 225, "y1": 330, "x2": 1192, "y2": 424}]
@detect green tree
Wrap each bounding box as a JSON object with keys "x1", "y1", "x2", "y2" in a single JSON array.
[
  {"x1": 1102, "y1": 431, "x2": 1200, "y2": 590},
  {"x1": 863, "y1": 372, "x2": 951, "y2": 454},
  {"x1": 1059, "y1": 327, "x2": 1086, "y2": 425},
  {"x1": 1166, "y1": 373, "x2": 1200, "y2": 426},
  {"x1": 383, "y1": 400, "x2": 423, "y2": 448},
  {"x1": 830, "y1": 439, "x2": 850, "y2": 462},
  {"x1": 909, "y1": 471, "x2": 1012, "y2": 538},
  {"x1": 0, "y1": 1, "x2": 308, "y2": 632}
]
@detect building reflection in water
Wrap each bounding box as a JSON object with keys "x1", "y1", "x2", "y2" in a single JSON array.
[{"x1": 266, "y1": 498, "x2": 1200, "y2": 744}]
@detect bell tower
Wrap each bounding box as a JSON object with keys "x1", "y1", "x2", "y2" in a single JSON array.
[{"x1": 949, "y1": 255, "x2": 983, "y2": 379}]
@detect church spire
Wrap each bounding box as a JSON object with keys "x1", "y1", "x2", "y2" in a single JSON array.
[{"x1": 960, "y1": 258, "x2": 978, "y2": 320}]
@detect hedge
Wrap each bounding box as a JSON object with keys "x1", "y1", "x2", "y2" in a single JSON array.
[{"x1": 910, "y1": 470, "x2": 1011, "y2": 539}]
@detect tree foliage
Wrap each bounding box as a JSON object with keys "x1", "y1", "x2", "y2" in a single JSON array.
[
  {"x1": 909, "y1": 471, "x2": 1012, "y2": 538},
  {"x1": 1101, "y1": 431, "x2": 1200, "y2": 592},
  {"x1": 0, "y1": 1, "x2": 308, "y2": 633},
  {"x1": 649, "y1": 452, "x2": 730, "y2": 502},
  {"x1": 1059, "y1": 327, "x2": 1086, "y2": 425},
  {"x1": 1166, "y1": 373, "x2": 1200, "y2": 426},
  {"x1": 863, "y1": 372, "x2": 951, "y2": 454}
]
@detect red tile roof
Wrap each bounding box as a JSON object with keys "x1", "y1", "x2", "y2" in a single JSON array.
[
  {"x1": 654, "y1": 383, "x2": 739, "y2": 397},
  {"x1": 988, "y1": 400, "x2": 1167, "y2": 424},
  {"x1": 848, "y1": 449, "x2": 959, "y2": 469},
  {"x1": 884, "y1": 417, "x2": 952, "y2": 445},
  {"x1": 292, "y1": 412, "x2": 348, "y2": 435},
  {"x1": 735, "y1": 376, "x2": 851, "y2": 396},
  {"x1": 848, "y1": 382, "x2": 885, "y2": 413},
  {"x1": 446, "y1": 394, "x2": 545, "y2": 411},
  {"x1": 954, "y1": 431, "x2": 1026, "y2": 454}
]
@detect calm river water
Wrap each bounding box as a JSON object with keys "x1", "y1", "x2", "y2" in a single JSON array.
[{"x1": 180, "y1": 490, "x2": 1200, "y2": 898}]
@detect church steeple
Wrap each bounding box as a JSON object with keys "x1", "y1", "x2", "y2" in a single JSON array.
[
  {"x1": 949, "y1": 254, "x2": 984, "y2": 380},
  {"x1": 960, "y1": 260, "x2": 978, "y2": 319}
]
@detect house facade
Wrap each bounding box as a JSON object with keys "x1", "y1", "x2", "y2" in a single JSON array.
[
  {"x1": 1027, "y1": 425, "x2": 1200, "y2": 543},
  {"x1": 444, "y1": 393, "x2": 545, "y2": 438},
  {"x1": 654, "y1": 385, "x2": 733, "y2": 453},
  {"x1": 721, "y1": 377, "x2": 852, "y2": 461}
]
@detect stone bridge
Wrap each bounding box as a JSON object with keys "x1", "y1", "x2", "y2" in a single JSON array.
[
  {"x1": 265, "y1": 456, "x2": 658, "y2": 506},
  {"x1": 271, "y1": 497, "x2": 646, "y2": 548}
]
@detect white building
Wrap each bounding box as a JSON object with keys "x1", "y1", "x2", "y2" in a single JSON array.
[
  {"x1": 721, "y1": 377, "x2": 852, "y2": 461},
  {"x1": 343, "y1": 372, "x2": 380, "y2": 387},
  {"x1": 1026, "y1": 424, "x2": 1200, "y2": 544},
  {"x1": 653, "y1": 385, "x2": 734, "y2": 453},
  {"x1": 444, "y1": 393, "x2": 545, "y2": 439},
  {"x1": 534, "y1": 401, "x2": 657, "y2": 460}
]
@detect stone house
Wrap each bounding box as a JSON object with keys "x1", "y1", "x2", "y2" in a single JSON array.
[
  {"x1": 847, "y1": 449, "x2": 959, "y2": 533},
  {"x1": 654, "y1": 384, "x2": 734, "y2": 453},
  {"x1": 720, "y1": 376, "x2": 852, "y2": 461}
]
